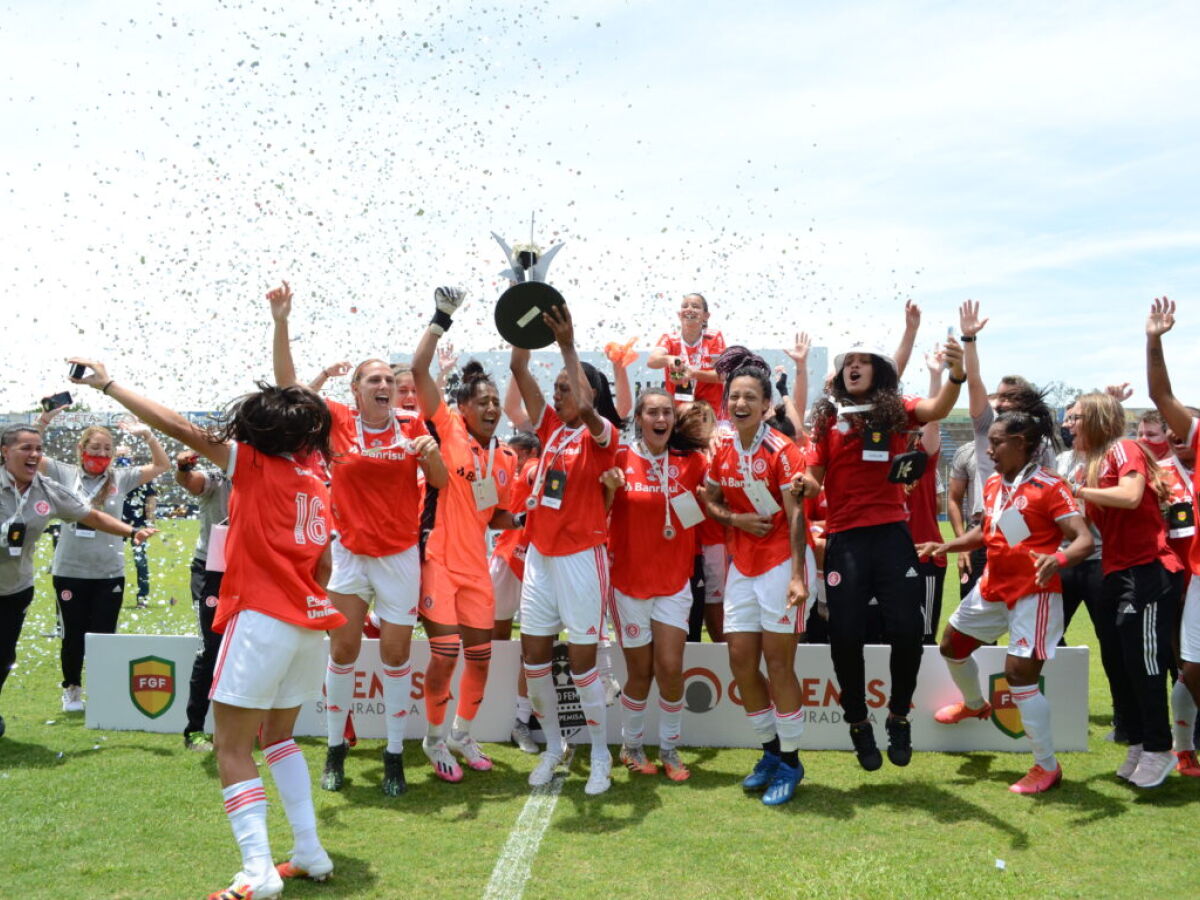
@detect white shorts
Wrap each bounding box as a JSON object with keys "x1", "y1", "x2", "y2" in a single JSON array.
[
  {"x1": 520, "y1": 544, "x2": 608, "y2": 644},
  {"x1": 1180, "y1": 577, "x2": 1200, "y2": 664},
  {"x1": 701, "y1": 542, "x2": 729, "y2": 605},
  {"x1": 949, "y1": 584, "x2": 1063, "y2": 660},
  {"x1": 209, "y1": 610, "x2": 326, "y2": 709},
  {"x1": 490, "y1": 554, "x2": 522, "y2": 622},
  {"x1": 724, "y1": 547, "x2": 816, "y2": 635},
  {"x1": 610, "y1": 583, "x2": 692, "y2": 648},
  {"x1": 327, "y1": 539, "x2": 419, "y2": 626}
]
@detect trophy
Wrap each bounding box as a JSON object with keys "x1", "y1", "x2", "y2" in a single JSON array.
[{"x1": 492, "y1": 218, "x2": 568, "y2": 350}]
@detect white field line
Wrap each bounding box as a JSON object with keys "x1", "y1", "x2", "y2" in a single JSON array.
[{"x1": 482, "y1": 774, "x2": 566, "y2": 900}]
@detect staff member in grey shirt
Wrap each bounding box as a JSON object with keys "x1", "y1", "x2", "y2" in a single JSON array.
[
  {"x1": 1, "y1": 426, "x2": 152, "y2": 737},
  {"x1": 42, "y1": 421, "x2": 168, "y2": 712}
]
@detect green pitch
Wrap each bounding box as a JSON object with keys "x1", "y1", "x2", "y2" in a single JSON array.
[{"x1": 0, "y1": 520, "x2": 1193, "y2": 899}]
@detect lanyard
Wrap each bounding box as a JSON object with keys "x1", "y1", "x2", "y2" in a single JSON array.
[
  {"x1": 75, "y1": 470, "x2": 108, "y2": 505},
  {"x1": 472, "y1": 435, "x2": 497, "y2": 483},
  {"x1": 735, "y1": 423, "x2": 769, "y2": 486},
  {"x1": 989, "y1": 462, "x2": 1037, "y2": 532},
  {"x1": 1, "y1": 475, "x2": 34, "y2": 537},
  {"x1": 531, "y1": 424, "x2": 585, "y2": 500},
  {"x1": 680, "y1": 333, "x2": 706, "y2": 367},
  {"x1": 639, "y1": 441, "x2": 675, "y2": 535},
  {"x1": 355, "y1": 411, "x2": 413, "y2": 454}
]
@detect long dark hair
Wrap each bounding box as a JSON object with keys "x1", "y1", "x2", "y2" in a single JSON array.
[
  {"x1": 811, "y1": 353, "x2": 908, "y2": 438},
  {"x1": 634, "y1": 387, "x2": 708, "y2": 454},
  {"x1": 213, "y1": 382, "x2": 333, "y2": 461},
  {"x1": 455, "y1": 360, "x2": 495, "y2": 406},
  {"x1": 580, "y1": 361, "x2": 625, "y2": 431}
]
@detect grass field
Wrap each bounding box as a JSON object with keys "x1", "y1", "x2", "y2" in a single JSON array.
[{"x1": 1, "y1": 519, "x2": 1196, "y2": 899}]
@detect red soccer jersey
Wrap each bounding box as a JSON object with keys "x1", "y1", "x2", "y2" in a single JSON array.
[
  {"x1": 493, "y1": 457, "x2": 537, "y2": 580},
  {"x1": 216, "y1": 442, "x2": 346, "y2": 633},
  {"x1": 608, "y1": 444, "x2": 708, "y2": 598},
  {"x1": 978, "y1": 467, "x2": 1079, "y2": 606},
  {"x1": 807, "y1": 396, "x2": 922, "y2": 535},
  {"x1": 906, "y1": 449, "x2": 946, "y2": 568},
  {"x1": 707, "y1": 425, "x2": 804, "y2": 577},
  {"x1": 424, "y1": 401, "x2": 515, "y2": 578},
  {"x1": 525, "y1": 407, "x2": 618, "y2": 557},
  {"x1": 655, "y1": 330, "x2": 727, "y2": 412},
  {"x1": 1088, "y1": 439, "x2": 1182, "y2": 576},
  {"x1": 327, "y1": 400, "x2": 427, "y2": 557}
]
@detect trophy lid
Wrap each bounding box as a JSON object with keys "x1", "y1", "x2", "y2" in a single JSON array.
[{"x1": 494, "y1": 281, "x2": 566, "y2": 350}]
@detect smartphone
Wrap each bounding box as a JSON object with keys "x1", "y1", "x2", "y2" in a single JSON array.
[
  {"x1": 944, "y1": 326, "x2": 954, "y2": 368},
  {"x1": 68, "y1": 362, "x2": 88, "y2": 380},
  {"x1": 40, "y1": 391, "x2": 72, "y2": 412}
]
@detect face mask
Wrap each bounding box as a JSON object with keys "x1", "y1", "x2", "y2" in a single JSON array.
[
  {"x1": 1142, "y1": 438, "x2": 1170, "y2": 458},
  {"x1": 81, "y1": 453, "x2": 112, "y2": 475}
]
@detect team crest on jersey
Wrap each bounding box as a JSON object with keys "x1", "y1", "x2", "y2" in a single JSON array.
[
  {"x1": 989, "y1": 673, "x2": 1045, "y2": 739},
  {"x1": 34, "y1": 500, "x2": 51, "y2": 516},
  {"x1": 826, "y1": 571, "x2": 842, "y2": 587},
  {"x1": 497, "y1": 469, "x2": 508, "y2": 486},
  {"x1": 752, "y1": 458, "x2": 768, "y2": 476},
  {"x1": 1014, "y1": 495, "x2": 1029, "y2": 511},
  {"x1": 668, "y1": 464, "x2": 679, "y2": 479},
  {"x1": 129, "y1": 655, "x2": 176, "y2": 719},
  {"x1": 205, "y1": 595, "x2": 218, "y2": 608},
  {"x1": 421, "y1": 595, "x2": 434, "y2": 610}
]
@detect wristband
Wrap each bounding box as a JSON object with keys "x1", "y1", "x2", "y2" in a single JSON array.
[
  {"x1": 430, "y1": 309, "x2": 453, "y2": 335},
  {"x1": 948, "y1": 373, "x2": 967, "y2": 385},
  {"x1": 960, "y1": 335, "x2": 977, "y2": 343},
  {"x1": 101, "y1": 380, "x2": 115, "y2": 395},
  {"x1": 1054, "y1": 551, "x2": 1068, "y2": 568}
]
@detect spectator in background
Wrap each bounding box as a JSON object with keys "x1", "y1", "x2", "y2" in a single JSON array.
[
  {"x1": 947, "y1": 441, "x2": 985, "y2": 597},
  {"x1": 119, "y1": 443, "x2": 158, "y2": 609}
]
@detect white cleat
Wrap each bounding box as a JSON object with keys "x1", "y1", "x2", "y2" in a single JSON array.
[
  {"x1": 529, "y1": 749, "x2": 564, "y2": 787},
  {"x1": 62, "y1": 685, "x2": 84, "y2": 713},
  {"x1": 448, "y1": 731, "x2": 494, "y2": 771},
  {"x1": 210, "y1": 867, "x2": 284, "y2": 900},
  {"x1": 585, "y1": 748, "x2": 613, "y2": 796},
  {"x1": 277, "y1": 846, "x2": 334, "y2": 882}
]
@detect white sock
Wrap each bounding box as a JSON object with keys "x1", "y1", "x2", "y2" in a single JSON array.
[
  {"x1": 746, "y1": 705, "x2": 778, "y2": 746},
  {"x1": 515, "y1": 693, "x2": 533, "y2": 724},
  {"x1": 524, "y1": 661, "x2": 563, "y2": 756},
  {"x1": 382, "y1": 663, "x2": 411, "y2": 754},
  {"x1": 263, "y1": 740, "x2": 320, "y2": 859},
  {"x1": 451, "y1": 713, "x2": 471, "y2": 740},
  {"x1": 945, "y1": 654, "x2": 986, "y2": 708},
  {"x1": 573, "y1": 667, "x2": 608, "y2": 756},
  {"x1": 1011, "y1": 684, "x2": 1056, "y2": 771},
  {"x1": 598, "y1": 638, "x2": 614, "y2": 677},
  {"x1": 621, "y1": 693, "x2": 648, "y2": 746},
  {"x1": 775, "y1": 708, "x2": 805, "y2": 753},
  {"x1": 222, "y1": 778, "x2": 272, "y2": 880},
  {"x1": 324, "y1": 660, "x2": 355, "y2": 747},
  {"x1": 1172, "y1": 678, "x2": 1197, "y2": 751},
  {"x1": 658, "y1": 696, "x2": 683, "y2": 750}
]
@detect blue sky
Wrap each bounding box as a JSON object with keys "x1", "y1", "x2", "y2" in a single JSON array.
[{"x1": 4, "y1": 0, "x2": 1200, "y2": 410}]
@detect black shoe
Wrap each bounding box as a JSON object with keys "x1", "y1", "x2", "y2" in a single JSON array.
[
  {"x1": 886, "y1": 716, "x2": 912, "y2": 767},
  {"x1": 381, "y1": 749, "x2": 407, "y2": 797},
  {"x1": 321, "y1": 742, "x2": 349, "y2": 791},
  {"x1": 849, "y1": 722, "x2": 882, "y2": 771}
]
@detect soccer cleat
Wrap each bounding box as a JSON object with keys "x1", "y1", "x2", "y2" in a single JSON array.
[
  {"x1": 934, "y1": 701, "x2": 993, "y2": 724},
  {"x1": 619, "y1": 743, "x2": 659, "y2": 775},
  {"x1": 585, "y1": 748, "x2": 613, "y2": 795},
  {"x1": 660, "y1": 747, "x2": 691, "y2": 782},
  {"x1": 208, "y1": 868, "x2": 283, "y2": 900},
  {"x1": 1116, "y1": 744, "x2": 1143, "y2": 781},
  {"x1": 62, "y1": 685, "x2": 84, "y2": 713},
  {"x1": 849, "y1": 722, "x2": 883, "y2": 771},
  {"x1": 320, "y1": 741, "x2": 349, "y2": 792},
  {"x1": 742, "y1": 752, "x2": 781, "y2": 792},
  {"x1": 529, "y1": 749, "x2": 564, "y2": 787},
  {"x1": 1129, "y1": 750, "x2": 1175, "y2": 789},
  {"x1": 1009, "y1": 763, "x2": 1063, "y2": 794},
  {"x1": 184, "y1": 732, "x2": 214, "y2": 752},
  {"x1": 511, "y1": 719, "x2": 539, "y2": 754},
  {"x1": 1174, "y1": 749, "x2": 1200, "y2": 777},
  {"x1": 448, "y1": 732, "x2": 494, "y2": 771},
  {"x1": 885, "y1": 716, "x2": 912, "y2": 767},
  {"x1": 422, "y1": 737, "x2": 463, "y2": 783},
  {"x1": 761, "y1": 759, "x2": 804, "y2": 806},
  {"x1": 277, "y1": 847, "x2": 334, "y2": 882},
  {"x1": 381, "y1": 749, "x2": 407, "y2": 796}
]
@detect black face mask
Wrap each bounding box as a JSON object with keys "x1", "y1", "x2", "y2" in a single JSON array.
[{"x1": 1059, "y1": 427, "x2": 1074, "y2": 450}]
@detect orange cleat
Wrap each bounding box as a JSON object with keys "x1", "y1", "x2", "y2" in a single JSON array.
[
  {"x1": 1174, "y1": 749, "x2": 1200, "y2": 777},
  {"x1": 660, "y1": 747, "x2": 691, "y2": 782},
  {"x1": 619, "y1": 743, "x2": 659, "y2": 775},
  {"x1": 1009, "y1": 763, "x2": 1063, "y2": 794},
  {"x1": 934, "y1": 701, "x2": 993, "y2": 724}
]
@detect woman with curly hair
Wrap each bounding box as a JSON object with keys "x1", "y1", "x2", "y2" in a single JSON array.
[{"x1": 802, "y1": 314, "x2": 965, "y2": 772}]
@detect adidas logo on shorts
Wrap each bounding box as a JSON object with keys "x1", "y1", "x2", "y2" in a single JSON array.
[
  {"x1": 586, "y1": 626, "x2": 597, "y2": 635},
  {"x1": 905, "y1": 567, "x2": 918, "y2": 577}
]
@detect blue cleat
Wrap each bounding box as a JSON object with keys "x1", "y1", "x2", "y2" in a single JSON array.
[
  {"x1": 742, "y1": 752, "x2": 781, "y2": 792},
  {"x1": 761, "y1": 760, "x2": 804, "y2": 806}
]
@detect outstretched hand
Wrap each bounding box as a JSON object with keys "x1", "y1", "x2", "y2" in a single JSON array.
[
  {"x1": 1147, "y1": 296, "x2": 1176, "y2": 338},
  {"x1": 959, "y1": 299, "x2": 989, "y2": 338},
  {"x1": 266, "y1": 281, "x2": 292, "y2": 322},
  {"x1": 785, "y1": 331, "x2": 812, "y2": 365}
]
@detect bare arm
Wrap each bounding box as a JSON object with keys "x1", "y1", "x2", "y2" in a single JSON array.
[
  {"x1": 174, "y1": 453, "x2": 209, "y2": 497},
  {"x1": 502, "y1": 375, "x2": 533, "y2": 433},
  {"x1": 412, "y1": 434, "x2": 449, "y2": 491},
  {"x1": 508, "y1": 347, "x2": 546, "y2": 428},
  {"x1": 1078, "y1": 471, "x2": 1145, "y2": 510},
  {"x1": 543, "y1": 305, "x2": 607, "y2": 439},
  {"x1": 1146, "y1": 297, "x2": 1194, "y2": 439},
  {"x1": 69, "y1": 359, "x2": 231, "y2": 470},
  {"x1": 913, "y1": 339, "x2": 964, "y2": 423},
  {"x1": 1029, "y1": 514, "x2": 1095, "y2": 586},
  {"x1": 308, "y1": 361, "x2": 350, "y2": 393},
  {"x1": 921, "y1": 348, "x2": 944, "y2": 455},
  {"x1": 647, "y1": 345, "x2": 671, "y2": 370},
  {"x1": 893, "y1": 300, "x2": 921, "y2": 379},
  {"x1": 79, "y1": 508, "x2": 154, "y2": 544},
  {"x1": 123, "y1": 422, "x2": 170, "y2": 484},
  {"x1": 412, "y1": 325, "x2": 445, "y2": 419},
  {"x1": 947, "y1": 476, "x2": 968, "y2": 538},
  {"x1": 786, "y1": 332, "x2": 812, "y2": 427},
  {"x1": 959, "y1": 300, "x2": 990, "y2": 419},
  {"x1": 612, "y1": 358, "x2": 633, "y2": 420},
  {"x1": 781, "y1": 488, "x2": 809, "y2": 608},
  {"x1": 268, "y1": 281, "x2": 301, "y2": 387}
]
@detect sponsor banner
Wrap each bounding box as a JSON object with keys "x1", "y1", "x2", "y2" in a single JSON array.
[{"x1": 85, "y1": 634, "x2": 1088, "y2": 751}]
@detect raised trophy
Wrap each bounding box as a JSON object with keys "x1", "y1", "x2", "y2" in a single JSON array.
[{"x1": 492, "y1": 218, "x2": 567, "y2": 349}]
